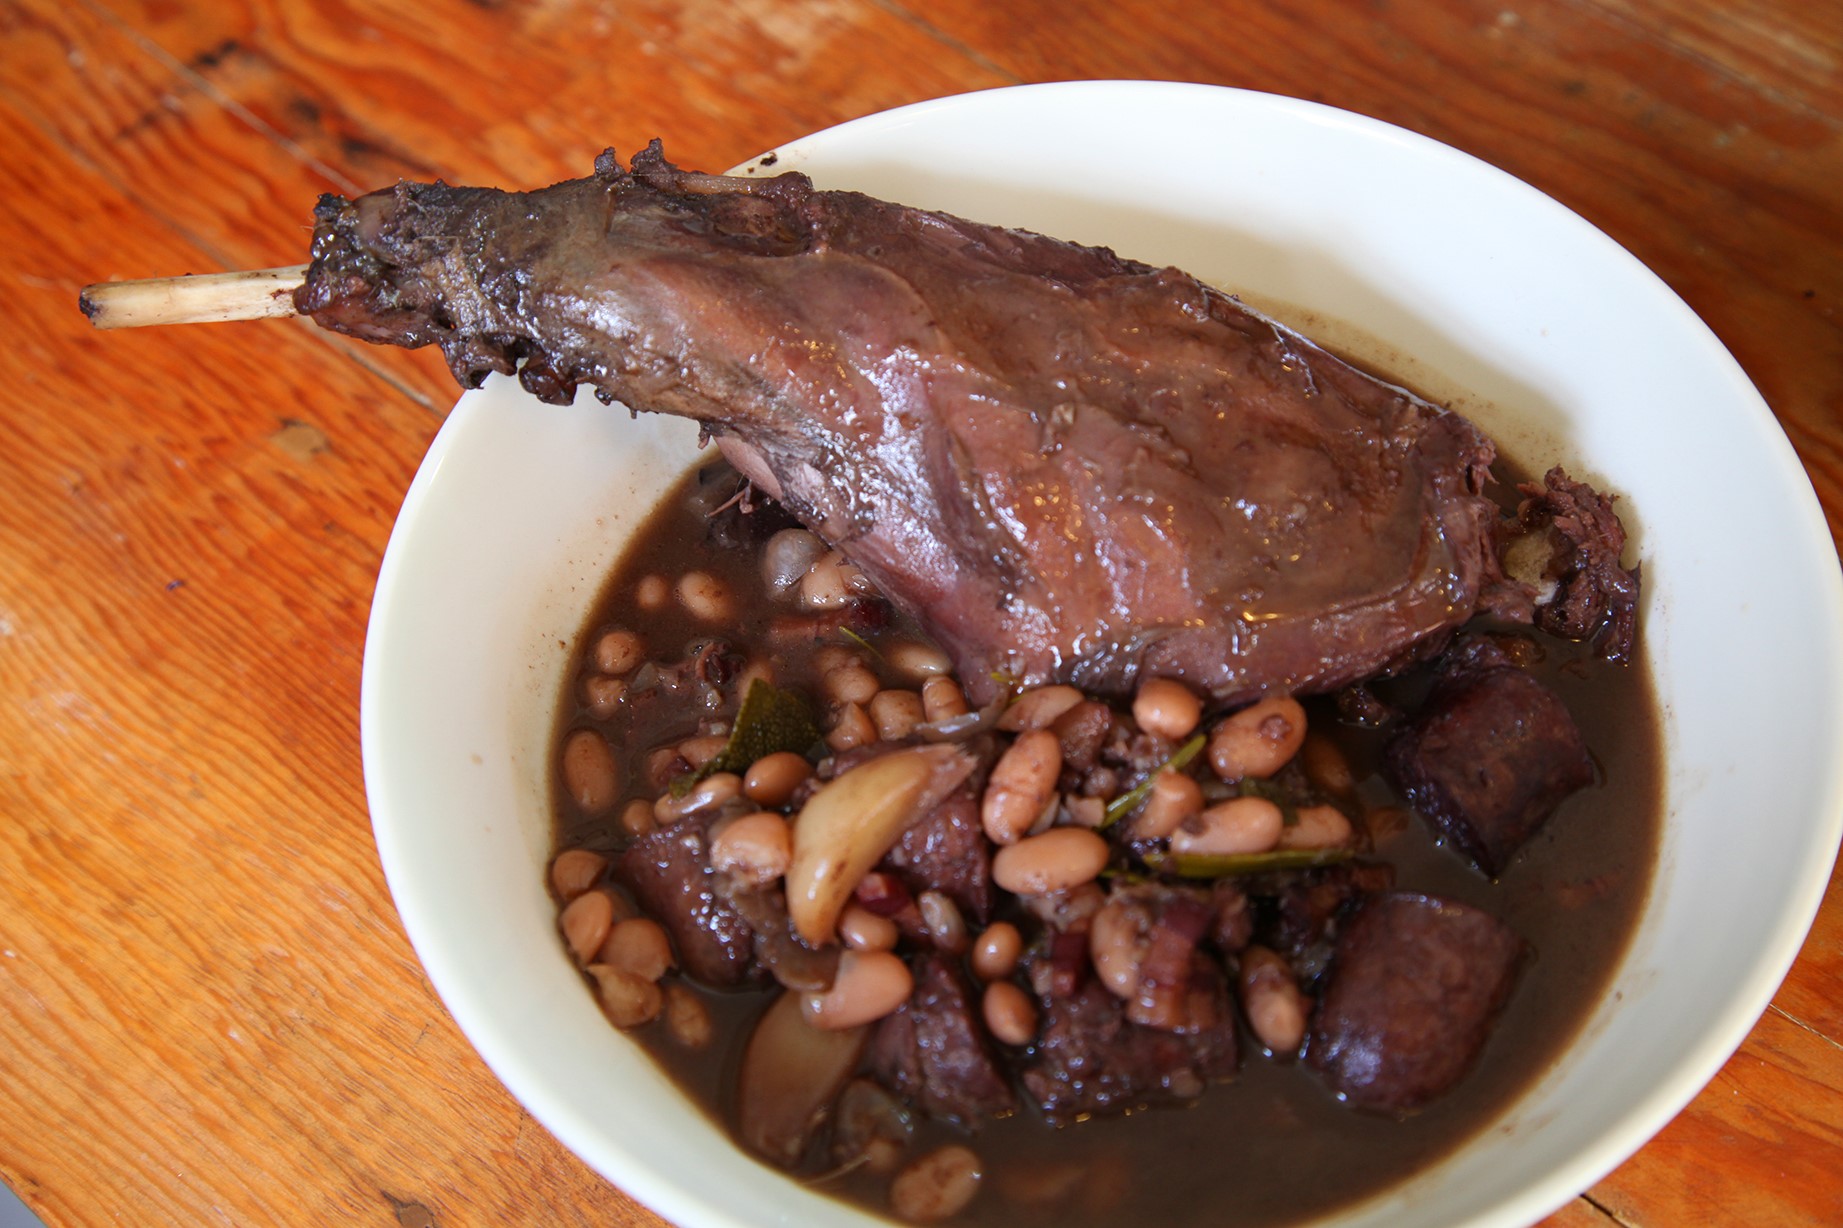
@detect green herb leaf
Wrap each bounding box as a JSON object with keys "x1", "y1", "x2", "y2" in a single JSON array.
[
  {"x1": 1140, "y1": 847, "x2": 1354, "y2": 878},
  {"x1": 1101, "y1": 733, "x2": 1207, "y2": 829},
  {"x1": 672, "y1": 679, "x2": 820, "y2": 796}
]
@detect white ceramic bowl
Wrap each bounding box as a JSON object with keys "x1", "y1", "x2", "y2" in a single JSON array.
[{"x1": 361, "y1": 82, "x2": 1843, "y2": 1227}]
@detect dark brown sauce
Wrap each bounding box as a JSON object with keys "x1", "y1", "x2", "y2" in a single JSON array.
[{"x1": 549, "y1": 458, "x2": 1659, "y2": 1227}]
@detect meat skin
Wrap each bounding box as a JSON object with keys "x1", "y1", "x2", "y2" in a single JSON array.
[{"x1": 297, "y1": 143, "x2": 1627, "y2": 703}]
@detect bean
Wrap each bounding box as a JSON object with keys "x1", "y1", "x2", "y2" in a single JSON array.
[
  {"x1": 736, "y1": 658, "x2": 776, "y2": 694},
  {"x1": 1132, "y1": 770, "x2": 1204, "y2": 840},
  {"x1": 549, "y1": 848, "x2": 608, "y2": 902},
  {"x1": 743, "y1": 751, "x2": 813, "y2": 807},
  {"x1": 559, "y1": 889, "x2": 615, "y2": 964},
  {"x1": 981, "y1": 980, "x2": 1038, "y2": 1046},
  {"x1": 886, "y1": 640, "x2": 953, "y2": 679},
  {"x1": 582, "y1": 673, "x2": 626, "y2": 720},
  {"x1": 677, "y1": 571, "x2": 735, "y2": 624},
  {"x1": 814, "y1": 644, "x2": 866, "y2": 675},
  {"x1": 1169, "y1": 796, "x2": 1285, "y2": 857},
  {"x1": 997, "y1": 685, "x2": 1084, "y2": 732},
  {"x1": 991, "y1": 827, "x2": 1110, "y2": 896},
  {"x1": 802, "y1": 950, "x2": 915, "y2": 1030},
  {"x1": 826, "y1": 701, "x2": 877, "y2": 752},
  {"x1": 1299, "y1": 732, "x2": 1357, "y2": 801},
  {"x1": 1277, "y1": 803, "x2": 1354, "y2": 851},
  {"x1": 1132, "y1": 677, "x2": 1202, "y2": 741},
  {"x1": 921, "y1": 675, "x2": 969, "y2": 722},
  {"x1": 762, "y1": 527, "x2": 827, "y2": 598},
  {"x1": 634, "y1": 573, "x2": 670, "y2": 611},
  {"x1": 890, "y1": 1144, "x2": 983, "y2": 1223},
  {"x1": 838, "y1": 902, "x2": 900, "y2": 952},
  {"x1": 644, "y1": 745, "x2": 690, "y2": 792},
  {"x1": 1208, "y1": 696, "x2": 1308, "y2": 781},
  {"x1": 917, "y1": 890, "x2": 968, "y2": 954},
  {"x1": 982, "y1": 729, "x2": 1063, "y2": 846},
  {"x1": 654, "y1": 771, "x2": 744, "y2": 826},
  {"x1": 677, "y1": 733, "x2": 729, "y2": 769},
  {"x1": 970, "y1": 922, "x2": 1024, "y2": 981},
  {"x1": 709, "y1": 811, "x2": 794, "y2": 885},
  {"x1": 597, "y1": 916, "x2": 676, "y2": 982},
  {"x1": 618, "y1": 798, "x2": 658, "y2": 838},
  {"x1": 592, "y1": 628, "x2": 646, "y2": 675},
  {"x1": 870, "y1": 689, "x2": 926, "y2": 741},
  {"x1": 584, "y1": 964, "x2": 663, "y2": 1028},
  {"x1": 561, "y1": 728, "x2": 619, "y2": 816},
  {"x1": 662, "y1": 983, "x2": 714, "y2": 1050},
  {"x1": 1087, "y1": 898, "x2": 1140, "y2": 1000},
  {"x1": 823, "y1": 661, "x2": 881, "y2": 707},
  {"x1": 801, "y1": 550, "x2": 871, "y2": 610},
  {"x1": 1239, "y1": 945, "x2": 1308, "y2": 1057}
]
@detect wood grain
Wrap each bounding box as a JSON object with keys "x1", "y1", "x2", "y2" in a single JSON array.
[{"x1": 1, "y1": 0, "x2": 1838, "y2": 1225}]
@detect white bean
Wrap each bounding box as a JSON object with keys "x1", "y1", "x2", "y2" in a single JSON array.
[
  {"x1": 997, "y1": 685, "x2": 1084, "y2": 732},
  {"x1": 982, "y1": 980, "x2": 1038, "y2": 1046},
  {"x1": 870, "y1": 688, "x2": 926, "y2": 741}
]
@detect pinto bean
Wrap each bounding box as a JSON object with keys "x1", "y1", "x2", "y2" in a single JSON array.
[
  {"x1": 1277, "y1": 803, "x2": 1355, "y2": 851},
  {"x1": 887, "y1": 640, "x2": 953, "y2": 679},
  {"x1": 997, "y1": 685, "x2": 1084, "y2": 732},
  {"x1": 1239, "y1": 944, "x2": 1308, "y2": 1057},
  {"x1": 582, "y1": 673, "x2": 626, "y2": 719},
  {"x1": 618, "y1": 798, "x2": 658, "y2": 839},
  {"x1": 917, "y1": 890, "x2": 968, "y2": 954},
  {"x1": 598, "y1": 916, "x2": 677, "y2": 982},
  {"x1": 633, "y1": 573, "x2": 670, "y2": 611},
  {"x1": 585, "y1": 964, "x2": 663, "y2": 1028},
  {"x1": 982, "y1": 980, "x2": 1038, "y2": 1046},
  {"x1": 982, "y1": 729, "x2": 1062, "y2": 845},
  {"x1": 1132, "y1": 677, "x2": 1202, "y2": 741},
  {"x1": 921, "y1": 676, "x2": 969, "y2": 722},
  {"x1": 592, "y1": 628, "x2": 646, "y2": 675},
  {"x1": 802, "y1": 950, "x2": 915, "y2": 1030},
  {"x1": 654, "y1": 772, "x2": 744, "y2": 825},
  {"x1": 801, "y1": 550, "x2": 870, "y2": 610},
  {"x1": 970, "y1": 922, "x2": 1024, "y2": 981},
  {"x1": 870, "y1": 689, "x2": 926, "y2": 741},
  {"x1": 826, "y1": 701, "x2": 877, "y2": 752},
  {"x1": 561, "y1": 728, "x2": 619, "y2": 816},
  {"x1": 1132, "y1": 770, "x2": 1204, "y2": 840},
  {"x1": 1169, "y1": 796, "x2": 1285, "y2": 857},
  {"x1": 709, "y1": 811, "x2": 794, "y2": 885},
  {"x1": 991, "y1": 827, "x2": 1110, "y2": 896},
  {"x1": 662, "y1": 982, "x2": 714, "y2": 1050},
  {"x1": 1087, "y1": 898, "x2": 1140, "y2": 1000},
  {"x1": 677, "y1": 733, "x2": 729, "y2": 769},
  {"x1": 560, "y1": 889, "x2": 616, "y2": 964},
  {"x1": 676, "y1": 571, "x2": 735, "y2": 624},
  {"x1": 1208, "y1": 696, "x2": 1308, "y2": 781},
  {"x1": 838, "y1": 902, "x2": 900, "y2": 952},
  {"x1": 549, "y1": 848, "x2": 608, "y2": 902},
  {"x1": 890, "y1": 1144, "x2": 983, "y2": 1223},
  {"x1": 743, "y1": 751, "x2": 812, "y2": 807},
  {"x1": 824, "y1": 661, "x2": 882, "y2": 707}
]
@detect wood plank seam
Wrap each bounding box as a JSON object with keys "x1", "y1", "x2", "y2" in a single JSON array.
[{"x1": 1769, "y1": 1002, "x2": 1843, "y2": 1054}]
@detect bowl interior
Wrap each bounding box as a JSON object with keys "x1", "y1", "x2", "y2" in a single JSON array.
[{"x1": 361, "y1": 82, "x2": 1843, "y2": 1228}]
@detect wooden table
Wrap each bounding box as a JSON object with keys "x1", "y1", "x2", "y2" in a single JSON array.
[{"x1": 3, "y1": 1, "x2": 1839, "y2": 1224}]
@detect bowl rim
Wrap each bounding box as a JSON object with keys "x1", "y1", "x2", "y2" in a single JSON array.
[{"x1": 361, "y1": 79, "x2": 1843, "y2": 1228}]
